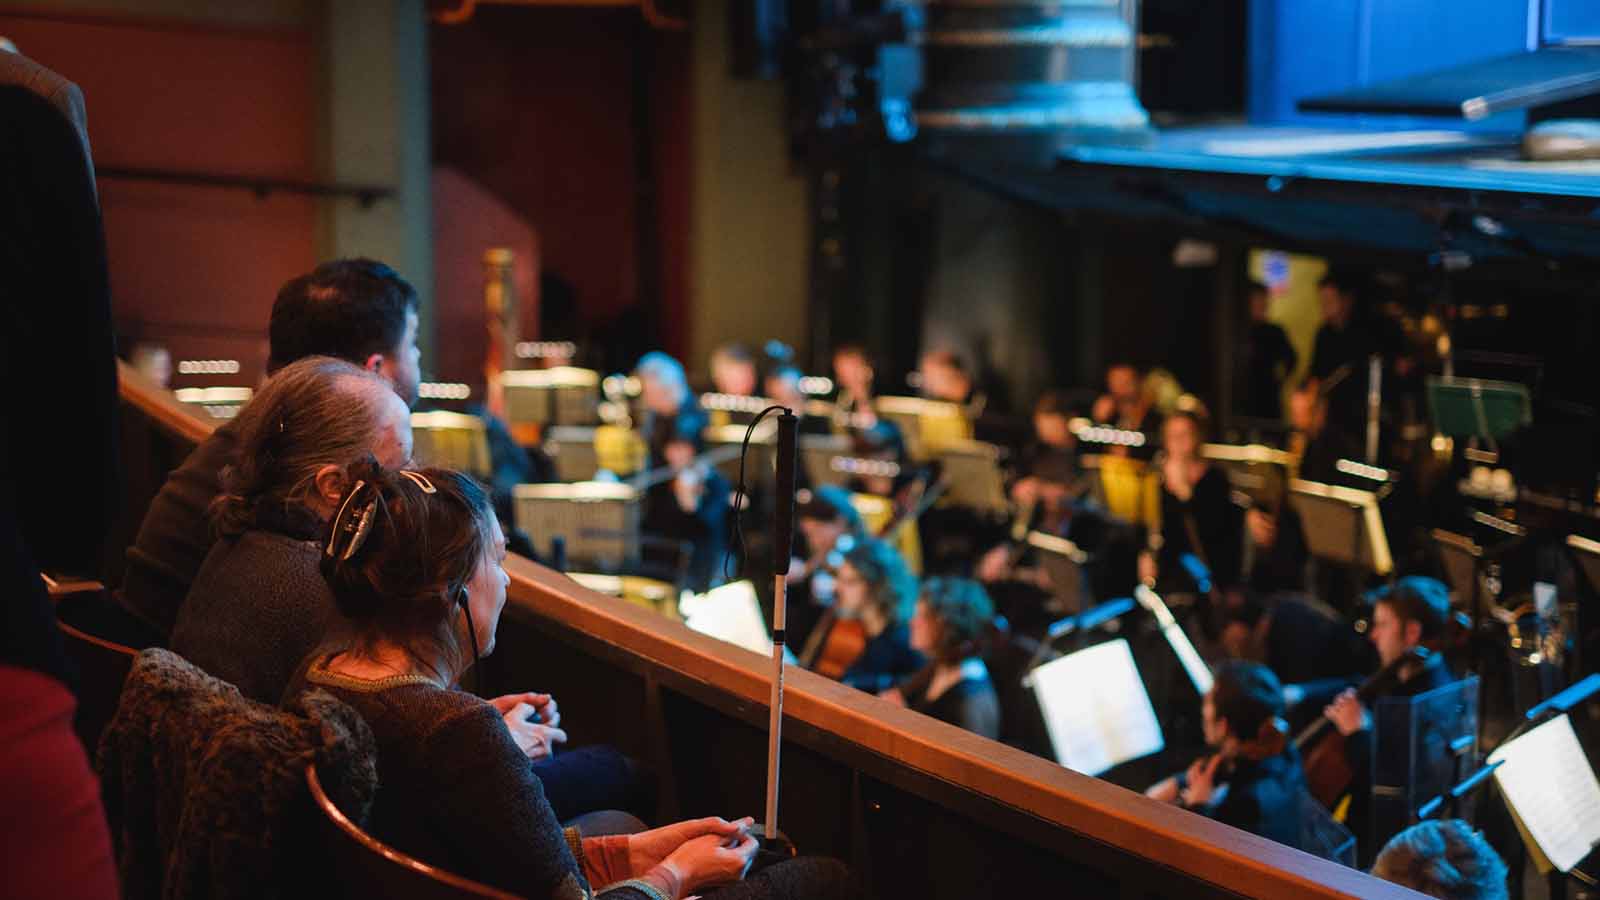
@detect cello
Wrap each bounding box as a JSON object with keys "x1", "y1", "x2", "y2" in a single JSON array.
[
  {"x1": 797, "y1": 473, "x2": 948, "y2": 680},
  {"x1": 1295, "y1": 645, "x2": 1431, "y2": 808}
]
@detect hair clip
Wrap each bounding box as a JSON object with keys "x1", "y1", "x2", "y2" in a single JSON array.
[
  {"x1": 398, "y1": 470, "x2": 437, "y2": 494},
  {"x1": 326, "y1": 480, "x2": 378, "y2": 561}
]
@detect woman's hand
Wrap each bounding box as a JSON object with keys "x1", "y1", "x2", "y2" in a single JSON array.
[
  {"x1": 659, "y1": 831, "x2": 759, "y2": 894},
  {"x1": 1182, "y1": 754, "x2": 1223, "y2": 808},
  {"x1": 627, "y1": 817, "x2": 753, "y2": 874},
  {"x1": 491, "y1": 692, "x2": 561, "y2": 728},
  {"x1": 499, "y1": 701, "x2": 568, "y2": 761}
]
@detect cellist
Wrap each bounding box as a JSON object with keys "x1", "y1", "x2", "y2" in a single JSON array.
[{"x1": 1319, "y1": 577, "x2": 1456, "y2": 862}]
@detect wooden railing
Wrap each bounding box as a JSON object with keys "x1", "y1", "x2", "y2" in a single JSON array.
[{"x1": 114, "y1": 364, "x2": 1423, "y2": 900}]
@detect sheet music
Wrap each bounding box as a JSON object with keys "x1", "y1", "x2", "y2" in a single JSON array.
[
  {"x1": 682, "y1": 581, "x2": 796, "y2": 664},
  {"x1": 1489, "y1": 715, "x2": 1600, "y2": 872},
  {"x1": 1030, "y1": 639, "x2": 1164, "y2": 777}
]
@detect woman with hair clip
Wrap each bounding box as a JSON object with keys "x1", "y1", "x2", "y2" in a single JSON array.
[
  {"x1": 1145, "y1": 661, "x2": 1306, "y2": 849},
  {"x1": 881, "y1": 578, "x2": 1001, "y2": 739},
  {"x1": 819, "y1": 538, "x2": 924, "y2": 693},
  {"x1": 291, "y1": 462, "x2": 855, "y2": 900}
]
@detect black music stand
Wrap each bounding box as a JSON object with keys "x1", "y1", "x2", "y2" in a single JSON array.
[
  {"x1": 1370, "y1": 677, "x2": 1480, "y2": 860},
  {"x1": 1027, "y1": 531, "x2": 1091, "y2": 615},
  {"x1": 1203, "y1": 443, "x2": 1294, "y2": 511},
  {"x1": 1288, "y1": 478, "x2": 1394, "y2": 577}
]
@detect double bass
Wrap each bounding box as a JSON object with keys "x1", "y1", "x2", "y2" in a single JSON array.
[{"x1": 1295, "y1": 645, "x2": 1431, "y2": 807}]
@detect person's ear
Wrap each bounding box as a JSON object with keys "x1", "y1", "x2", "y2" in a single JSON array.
[
  {"x1": 313, "y1": 465, "x2": 348, "y2": 508},
  {"x1": 362, "y1": 352, "x2": 385, "y2": 374},
  {"x1": 1404, "y1": 620, "x2": 1423, "y2": 648}
]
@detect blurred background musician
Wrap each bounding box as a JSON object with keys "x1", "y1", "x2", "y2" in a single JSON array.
[
  {"x1": 708, "y1": 341, "x2": 760, "y2": 399},
  {"x1": 1219, "y1": 594, "x2": 1375, "y2": 730},
  {"x1": 802, "y1": 538, "x2": 923, "y2": 694},
  {"x1": 1140, "y1": 408, "x2": 1243, "y2": 608},
  {"x1": 641, "y1": 424, "x2": 730, "y2": 594},
  {"x1": 764, "y1": 365, "x2": 831, "y2": 436},
  {"x1": 1236, "y1": 280, "x2": 1298, "y2": 425},
  {"x1": 883, "y1": 577, "x2": 1001, "y2": 740},
  {"x1": 1318, "y1": 577, "x2": 1457, "y2": 863},
  {"x1": 635, "y1": 351, "x2": 708, "y2": 467},
  {"x1": 1145, "y1": 661, "x2": 1305, "y2": 850},
  {"x1": 121, "y1": 259, "x2": 423, "y2": 638},
  {"x1": 1092, "y1": 362, "x2": 1162, "y2": 461},
  {"x1": 787, "y1": 487, "x2": 867, "y2": 649}
]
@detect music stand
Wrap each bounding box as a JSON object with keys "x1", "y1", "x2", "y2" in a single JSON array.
[
  {"x1": 798, "y1": 435, "x2": 853, "y2": 488},
  {"x1": 1203, "y1": 443, "x2": 1294, "y2": 511},
  {"x1": 1026, "y1": 637, "x2": 1164, "y2": 777},
  {"x1": 1489, "y1": 714, "x2": 1600, "y2": 875},
  {"x1": 705, "y1": 422, "x2": 776, "y2": 487},
  {"x1": 934, "y1": 440, "x2": 1010, "y2": 515},
  {"x1": 511, "y1": 482, "x2": 641, "y2": 571},
  {"x1": 1027, "y1": 531, "x2": 1090, "y2": 615},
  {"x1": 409, "y1": 410, "x2": 493, "y2": 479},
  {"x1": 500, "y1": 367, "x2": 602, "y2": 428},
  {"x1": 1425, "y1": 376, "x2": 1531, "y2": 441},
  {"x1": 1371, "y1": 676, "x2": 1480, "y2": 857},
  {"x1": 875, "y1": 395, "x2": 970, "y2": 460},
  {"x1": 544, "y1": 426, "x2": 600, "y2": 482},
  {"x1": 1287, "y1": 478, "x2": 1394, "y2": 576}
]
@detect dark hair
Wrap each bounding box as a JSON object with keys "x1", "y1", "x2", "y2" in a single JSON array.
[
  {"x1": 1210, "y1": 661, "x2": 1284, "y2": 742},
  {"x1": 1371, "y1": 819, "x2": 1508, "y2": 900},
  {"x1": 711, "y1": 342, "x2": 754, "y2": 366},
  {"x1": 841, "y1": 538, "x2": 918, "y2": 626},
  {"x1": 268, "y1": 258, "x2": 418, "y2": 373},
  {"x1": 320, "y1": 461, "x2": 496, "y2": 683},
  {"x1": 919, "y1": 577, "x2": 993, "y2": 662},
  {"x1": 797, "y1": 486, "x2": 865, "y2": 534},
  {"x1": 1373, "y1": 576, "x2": 1451, "y2": 640},
  {"x1": 1317, "y1": 267, "x2": 1365, "y2": 298},
  {"x1": 211, "y1": 356, "x2": 400, "y2": 538},
  {"x1": 921, "y1": 348, "x2": 967, "y2": 375},
  {"x1": 1033, "y1": 390, "x2": 1071, "y2": 418},
  {"x1": 1247, "y1": 279, "x2": 1269, "y2": 297}
]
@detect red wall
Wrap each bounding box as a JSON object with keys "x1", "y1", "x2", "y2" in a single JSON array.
[
  {"x1": 430, "y1": 6, "x2": 691, "y2": 359},
  {"x1": 0, "y1": 10, "x2": 316, "y2": 387}
]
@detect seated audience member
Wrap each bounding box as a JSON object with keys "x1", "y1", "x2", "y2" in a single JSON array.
[
  {"x1": 1091, "y1": 361, "x2": 1161, "y2": 460},
  {"x1": 824, "y1": 539, "x2": 924, "y2": 693},
  {"x1": 121, "y1": 258, "x2": 422, "y2": 635},
  {"x1": 1371, "y1": 819, "x2": 1508, "y2": 900},
  {"x1": 1146, "y1": 661, "x2": 1305, "y2": 850},
  {"x1": 884, "y1": 578, "x2": 1001, "y2": 740},
  {"x1": 170, "y1": 357, "x2": 411, "y2": 704},
  {"x1": 292, "y1": 463, "x2": 854, "y2": 900}
]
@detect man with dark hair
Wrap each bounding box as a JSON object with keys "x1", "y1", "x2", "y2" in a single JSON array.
[
  {"x1": 1323, "y1": 576, "x2": 1457, "y2": 862},
  {"x1": 1237, "y1": 280, "x2": 1297, "y2": 422},
  {"x1": 119, "y1": 260, "x2": 423, "y2": 636}
]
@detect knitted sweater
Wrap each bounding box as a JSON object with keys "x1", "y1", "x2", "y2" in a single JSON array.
[
  {"x1": 171, "y1": 527, "x2": 338, "y2": 704},
  {"x1": 293, "y1": 663, "x2": 676, "y2": 900}
]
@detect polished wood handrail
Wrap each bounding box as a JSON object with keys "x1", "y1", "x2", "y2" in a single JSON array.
[
  {"x1": 116, "y1": 369, "x2": 1423, "y2": 899},
  {"x1": 116, "y1": 358, "x2": 217, "y2": 446}
]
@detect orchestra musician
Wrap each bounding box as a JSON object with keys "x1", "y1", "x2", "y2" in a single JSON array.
[
  {"x1": 708, "y1": 342, "x2": 760, "y2": 398},
  {"x1": 1145, "y1": 661, "x2": 1306, "y2": 850},
  {"x1": 786, "y1": 486, "x2": 867, "y2": 648},
  {"x1": 881, "y1": 577, "x2": 1001, "y2": 740},
  {"x1": 830, "y1": 344, "x2": 906, "y2": 462},
  {"x1": 1139, "y1": 408, "x2": 1243, "y2": 605},
  {"x1": 810, "y1": 538, "x2": 924, "y2": 694},
  {"x1": 633, "y1": 352, "x2": 729, "y2": 590},
  {"x1": 1320, "y1": 577, "x2": 1457, "y2": 862},
  {"x1": 764, "y1": 365, "x2": 831, "y2": 436},
  {"x1": 1237, "y1": 280, "x2": 1298, "y2": 423},
  {"x1": 1091, "y1": 362, "x2": 1162, "y2": 461}
]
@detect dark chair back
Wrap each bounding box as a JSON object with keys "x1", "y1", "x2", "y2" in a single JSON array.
[
  {"x1": 55, "y1": 616, "x2": 138, "y2": 754},
  {"x1": 305, "y1": 764, "x2": 518, "y2": 900}
]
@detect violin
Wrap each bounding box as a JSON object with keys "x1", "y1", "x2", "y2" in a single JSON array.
[
  {"x1": 1183, "y1": 715, "x2": 1291, "y2": 800},
  {"x1": 1296, "y1": 645, "x2": 1431, "y2": 808}
]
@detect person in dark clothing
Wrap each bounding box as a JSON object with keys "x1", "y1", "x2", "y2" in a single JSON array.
[
  {"x1": 886, "y1": 578, "x2": 1001, "y2": 740},
  {"x1": 636, "y1": 352, "x2": 709, "y2": 466},
  {"x1": 642, "y1": 427, "x2": 730, "y2": 594},
  {"x1": 1220, "y1": 595, "x2": 1376, "y2": 728},
  {"x1": 1238, "y1": 281, "x2": 1298, "y2": 422},
  {"x1": 170, "y1": 357, "x2": 414, "y2": 703},
  {"x1": 121, "y1": 258, "x2": 423, "y2": 635},
  {"x1": 918, "y1": 347, "x2": 1016, "y2": 449},
  {"x1": 786, "y1": 487, "x2": 867, "y2": 650},
  {"x1": 1322, "y1": 577, "x2": 1457, "y2": 863},
  {"x1": 290, "y1": 462, "x2": 854, "y2": 900},
  {"x1": 1147, "y1": 661, "x2": 1306, "y2": 850},
  {"x1": 822, "y1": 538, "x2": 925, "y2": 694},
  {"x1": 1092, "y1": 362, "x2": 1163, "y2": 461},
  {"x1": 0, "y1": 51, "x2": 120, "y2": 900},
  {"x1": 764, "y1": 365, "x2": 832, "y2": 436},
  {"x1": 1372, "y1": 819, "x2": 1509, "y2": 900},
  {"x1": 1142, "y1": 409, "x2": 1244, "y2": 596},
  {"x1": 1308, "y1": 269, "x2": 1383, "y2": 437}
]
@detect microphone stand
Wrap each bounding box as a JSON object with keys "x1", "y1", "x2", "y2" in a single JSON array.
[{"x1": 754, "y1": 410, "x2": 799, "y2": 863}]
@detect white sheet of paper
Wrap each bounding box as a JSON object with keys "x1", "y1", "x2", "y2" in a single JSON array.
[
  {"x1": 1490, "y1": 715, "x2": 1600, "y2": 872},
  {"x1": 1030, "y1": 638, "x2": 1164, "y2": 776},
  {"x1": 682, "y1": 581, "x2": 796, "y2": 664}
]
